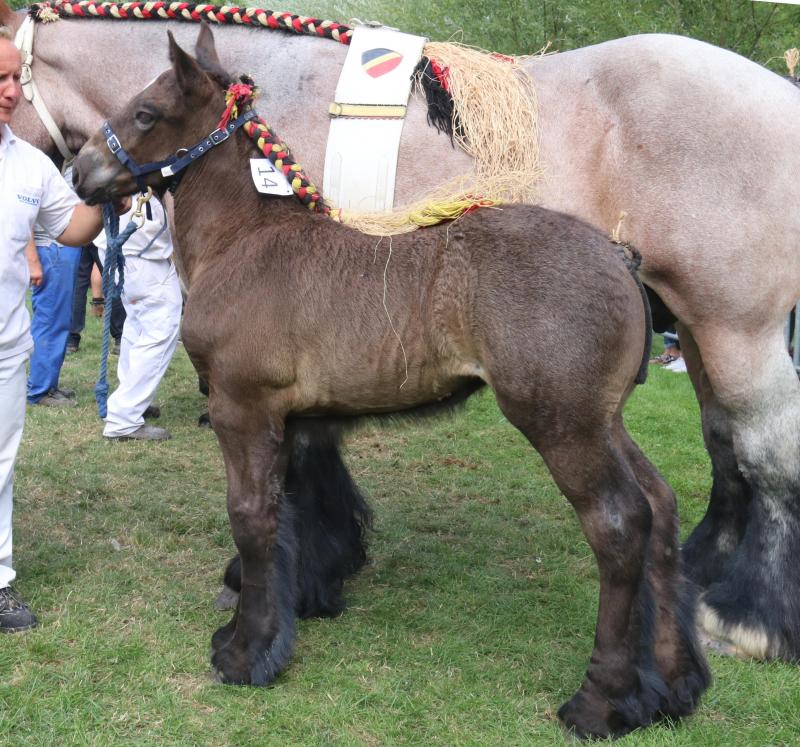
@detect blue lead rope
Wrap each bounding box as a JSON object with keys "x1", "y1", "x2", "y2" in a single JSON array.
[{"x1": 95, "y1": 201, "x2": 139, "y2": 418}]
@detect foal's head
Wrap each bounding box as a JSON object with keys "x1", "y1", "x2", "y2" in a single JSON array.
[{"x1": 73, "y1": 25, "x2": 233, "y2": 203}]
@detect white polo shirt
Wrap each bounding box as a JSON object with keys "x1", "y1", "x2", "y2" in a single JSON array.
[{"x1": 0, "y1": 124, "x2": 79, "y2": 359}]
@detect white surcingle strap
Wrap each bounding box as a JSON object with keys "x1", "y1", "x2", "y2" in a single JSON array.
[
  {"x1": 15, "y1": 16, "x2": 75, "y2": 165},
  {"x1": 323, "y1": 25, "x2": 426, "y2": 212}
]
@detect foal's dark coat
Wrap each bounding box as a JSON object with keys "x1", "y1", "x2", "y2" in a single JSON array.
[{"x1": 72, "y1": 26, "x2": 709, "y2": 740}]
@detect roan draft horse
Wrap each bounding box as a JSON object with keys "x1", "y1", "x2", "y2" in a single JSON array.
[
  {"x1": 72, "y1": 27, "x2": 709, "y2": 739},
  {"x1": 5, "y1": 2, "x2": 800, "y2": 664}
]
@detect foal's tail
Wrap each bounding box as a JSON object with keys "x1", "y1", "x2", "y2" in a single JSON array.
[{"x1": 616, "y1": 244, "x2": 652, "y2": 386}]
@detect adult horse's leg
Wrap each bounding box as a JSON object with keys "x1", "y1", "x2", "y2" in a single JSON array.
[
  {"x1": 614, "y1": 419, "x2": 711, "y2": 717},
  {"x1": 497, "y1": 398, "x2": 666, "y2": 738},
  {"x1": 690, "y1": 326, "x2": 800, "y2": 660},
  {"x1": 678, "y1": 326, "x2": 751, "y2": 589},
  {"x1": 209, "y1": 392, "x2": 297, "y2": 685}
]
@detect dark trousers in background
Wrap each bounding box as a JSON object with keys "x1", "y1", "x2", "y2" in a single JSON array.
[{"x1": 68, "y1": 243, "x2": 126, "y2": 348}]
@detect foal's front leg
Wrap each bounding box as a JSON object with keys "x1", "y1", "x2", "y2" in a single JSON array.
[{"x1": 210, "y1": 404, "x2": 296, "y2": 685}]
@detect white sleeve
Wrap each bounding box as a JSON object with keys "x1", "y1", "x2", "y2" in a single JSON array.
[{"x1": 36, "y1": 156, "x2": 81, "y2": 242}]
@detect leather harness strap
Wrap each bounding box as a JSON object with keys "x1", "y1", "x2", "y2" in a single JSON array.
[{"x1": 14, "y1": 16, "x2": 75, "y2": 164}]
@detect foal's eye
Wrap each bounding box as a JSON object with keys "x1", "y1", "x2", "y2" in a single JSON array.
[{"x1": 135, "y1": 110, "x2": 156, "y2": 129}]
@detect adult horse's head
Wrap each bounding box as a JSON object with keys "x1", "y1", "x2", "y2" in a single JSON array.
[{"x1": 73, "y1": 24, "x2": 231, "y2": 204}]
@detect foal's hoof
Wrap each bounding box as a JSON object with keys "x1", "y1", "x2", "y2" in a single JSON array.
[
  {"x1": 559, "y1": 671, "x2": 666, "y2": 740},
  {"x1": 212, "y1": 644, "x2": 258, "y2": 685},
  {"x1": 211, "y1": 636, "x2": 280, "y2": 686}
]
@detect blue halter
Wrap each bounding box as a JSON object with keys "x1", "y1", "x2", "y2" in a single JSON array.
[{"x1": 102, "y1": 108, "x2": 257, "y2": 192}]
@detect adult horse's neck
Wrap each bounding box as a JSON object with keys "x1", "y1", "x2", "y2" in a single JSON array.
[
  {"x1": 170, "y1": 124, "x2": 315, "y2": 284},
  {"x1": 21, "y1": 18, "x2": 345, "y2": 163},
  {"x1": 18, "y1": 15, "x2": 472, "y2": 202}
]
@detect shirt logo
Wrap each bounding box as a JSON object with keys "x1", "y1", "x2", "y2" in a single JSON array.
[{"x1": 17, "y1": 193, "x2": 40, "y2": 207}]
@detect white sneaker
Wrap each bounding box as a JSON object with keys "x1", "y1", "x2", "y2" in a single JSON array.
[{"x1": 665, "y1": 357, "x2": 687, "y2": 373}]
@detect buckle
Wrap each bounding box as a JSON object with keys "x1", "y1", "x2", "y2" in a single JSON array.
[
  {"x1": 106, "y1": 134, "x2": 121, "y2": 154},
  {"x1": 209, "y1": 128, "x2": 229, "y2": 145}
]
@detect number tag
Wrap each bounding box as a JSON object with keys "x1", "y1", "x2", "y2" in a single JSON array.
[{"x1": 249, "y1": 158, "x2": 294, "y2": 196}]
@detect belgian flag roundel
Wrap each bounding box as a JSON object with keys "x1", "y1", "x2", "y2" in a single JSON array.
[{"x1": 361, "y1": 48, "x2": 403, "y2": 78}]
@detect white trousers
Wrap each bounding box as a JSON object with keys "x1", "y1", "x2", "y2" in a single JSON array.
[
  {"x1": 0, "y1": 351, "x2": 28, "y2": 588},
  {"x1": 103, "y1": 257, "x2": 182, "y2": 437}
]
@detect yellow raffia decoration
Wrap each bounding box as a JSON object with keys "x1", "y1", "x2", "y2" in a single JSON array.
[
  {"x1": 331, "y1": 43, "x2": 541, "y2": 235},
  {"x1": 338, "y1": 42, "x2": 541, "y2": 235},
  {"x1": 786, "y1": 48, "x2": 799, "y2": 79},
  {"x1": 332, "y1": 174, "x2": 517, "y2": 236},
  {"x1": 419, "y1": 41, "x2": 542, "y2": 203}
]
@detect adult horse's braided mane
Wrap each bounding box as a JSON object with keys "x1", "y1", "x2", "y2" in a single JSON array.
[
  {"x1": 27, "y1": 1, "x2": 542, "y2": 235},
  {"x1": 28, "y1": 1, "x2": 354, "y2": 43}
]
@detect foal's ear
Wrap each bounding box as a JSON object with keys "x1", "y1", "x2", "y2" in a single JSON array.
[
  {"x1": 167, "y1": 30, "x2": 208, "y2": 96},
  {"x1": 195, "y1": 23, "x2": 222, "y2": 71}
]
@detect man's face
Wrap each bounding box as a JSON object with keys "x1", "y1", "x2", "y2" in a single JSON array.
[{"x1": 0, "y1": 39, "x2": 22, "y2": 126}]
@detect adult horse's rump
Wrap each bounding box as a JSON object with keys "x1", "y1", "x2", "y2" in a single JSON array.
[
  {"x1": 73, "y1": 27, "x2": 710, "y2": 737},
  {"x1": 4, "y1": 1, "x2": 800, "y2": 662}
]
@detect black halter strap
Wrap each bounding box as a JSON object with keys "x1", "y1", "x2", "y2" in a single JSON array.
[{"x1": 102, "y1": 108, "x2": 258, "y2": 192}]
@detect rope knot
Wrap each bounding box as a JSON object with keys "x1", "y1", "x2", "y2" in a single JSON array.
[{"x1": 218, "y1": 76, "x2": 258, "y2": 129}]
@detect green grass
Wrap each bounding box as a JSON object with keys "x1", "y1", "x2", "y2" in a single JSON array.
[{"x1": 1, "y1": 320, "x2": 799, "y2": 746}]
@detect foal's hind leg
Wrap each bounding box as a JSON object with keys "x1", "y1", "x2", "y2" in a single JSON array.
[
  {"x1": 497, "y1": 399, "x2": 665, "y2": 739},
  {"x1": 208, "y1": 394, "x2": 297, "y2": 685},
  {"x1": 614, "y1": 421, "x2": 710, "y2": 718}
]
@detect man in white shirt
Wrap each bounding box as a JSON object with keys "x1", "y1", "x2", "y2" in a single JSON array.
[
  {"x1": 97, "y1": 194, "x2": 181, "y2": 441},
  {"x1": 0, "y1": 28, "x2": 118, "y2": 632}
]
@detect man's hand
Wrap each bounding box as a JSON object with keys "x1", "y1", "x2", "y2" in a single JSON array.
[
  {"x1": 24, "y1": 238, "x2": 43, "y2": 287},
  {"x1": 114, "y1": 195, "x2": 132, "y2": 215}
]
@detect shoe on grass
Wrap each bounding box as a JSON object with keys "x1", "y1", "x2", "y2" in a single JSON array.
[
  {"x1": 111, "y1": 339, "x2": 121, "y2": 356},
  {"x1": 665, "y1": 357, "x2": 688, "y2": 373},
  {"x1": 105, "y1": 424, "x2": 171, "y2": 441},
  {"x1": 65, "y1": 341, "x2": 79, "y2": 355},
  {"x1": 33, "y1": 390, "x2": 77, "y2": 407},
  {"x1": 0, "y1": 587, "x2": 38, "y2": 633},
  {"x1": 54, "y1": 387, "x2": 75, "y2": 399}
]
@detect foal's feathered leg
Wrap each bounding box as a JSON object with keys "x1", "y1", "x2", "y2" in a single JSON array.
[
  {"x1": 497, "y1": 395, "x2": 666, "y2": 739},
  {"x1": 614, "y1": 420, "x2": 711, "y2": 718},
  {"x1": 209, "y1": 394, "x2": 296, "y2": 685}
]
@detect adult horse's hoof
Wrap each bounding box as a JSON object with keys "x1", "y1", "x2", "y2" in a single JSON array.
[
  {"x1": 558, "y1": 671, "x2": 666, "y2": 740},
  {"x1": 696, "y1": 598, "x2": 790, "y2": 660},
  {"x1": 697, "y1": 627, "x2": 747, "y2": 658},
  {"x1": 214, "y1": 584, "x2": 239, "y2": 611}
]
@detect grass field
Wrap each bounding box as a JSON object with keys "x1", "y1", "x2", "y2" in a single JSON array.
[{"x1": 1, "y1": 320, "x2": 799, "y2": 746}]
